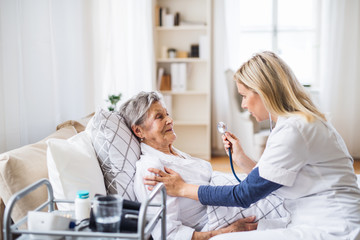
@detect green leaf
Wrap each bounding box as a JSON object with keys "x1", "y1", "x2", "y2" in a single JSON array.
[{"x1": 106, "y1": 93, "x2": 122, "y2": 111}]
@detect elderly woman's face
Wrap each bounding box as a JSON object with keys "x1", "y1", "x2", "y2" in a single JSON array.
[
  {"x1": 237, "y1": 82, "x2": 269, "y2": 122},
  {"x1": 138, "y1": 101, "x2": 176, "y2": 150}
]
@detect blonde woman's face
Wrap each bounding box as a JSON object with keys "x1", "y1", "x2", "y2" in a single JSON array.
[{"x1": 237, "y1": 82, "x2": 269, "y2": 122}]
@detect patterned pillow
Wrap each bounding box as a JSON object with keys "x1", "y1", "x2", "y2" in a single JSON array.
[
  {"x1": 202, "y1": 171, "x2": 288, "y2": 231},
  {"x1": 86, "y1": 109, "x2": 140, "y2": 201}
]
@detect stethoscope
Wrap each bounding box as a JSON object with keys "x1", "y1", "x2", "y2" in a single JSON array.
[
  {"x1": 217, "y1": 113, "x2": 273, "y2": 183},
  {"x1": 217, "y1": 121, "x2": 242, "y2": 183}
]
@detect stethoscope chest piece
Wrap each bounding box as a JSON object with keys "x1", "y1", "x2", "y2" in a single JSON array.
[{"x1": 217, "y1": 122, "x2": 227, "y2": 134}]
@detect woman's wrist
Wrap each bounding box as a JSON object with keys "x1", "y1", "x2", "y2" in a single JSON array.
[
  {"x1": 235, "y1": 151, "x2": 256, "y2": 174},
  {"x1": 180, "y1": 183, "x2": 200, "y2": 201},
  {"x1": 191, "y1": 228, "x2": 222, "y2": 240}
]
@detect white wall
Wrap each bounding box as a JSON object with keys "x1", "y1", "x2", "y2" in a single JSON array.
[
  {"x1": 0, "y1": 0, "x2": 154, "y2": 153},
  {"x1": 0, "y1": 0, "x2": 95, "y2": 152}
]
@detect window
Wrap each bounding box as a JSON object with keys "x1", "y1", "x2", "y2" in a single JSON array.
[{"x1": 225, "y1": 0, "x2": 321, "y2": 86}]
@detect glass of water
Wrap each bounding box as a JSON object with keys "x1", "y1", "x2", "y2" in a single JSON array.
[{"x1": 93, "y1": 195, "x2": 123, "y2": 233}]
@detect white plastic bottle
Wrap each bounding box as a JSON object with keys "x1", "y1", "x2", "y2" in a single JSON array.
[{"x1": 75, "y1": 190, "x2": 91, "y2": 222}]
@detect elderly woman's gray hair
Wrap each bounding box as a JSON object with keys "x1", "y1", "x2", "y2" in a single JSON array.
[{"x1": 119, "y1": 91, "x2": 164, "y2": 130}]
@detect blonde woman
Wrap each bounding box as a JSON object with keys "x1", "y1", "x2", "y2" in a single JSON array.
[{"x1": 146, "y1": 52, "x2": 360, "y2": 239}]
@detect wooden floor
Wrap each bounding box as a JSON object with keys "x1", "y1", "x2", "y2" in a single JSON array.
[{"x1": 210, "y1": 156, "x2": 360, "y2": 174}]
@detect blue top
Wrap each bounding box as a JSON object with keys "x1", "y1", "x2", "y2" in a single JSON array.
[
  {"x1": 76, "y1": 190, "x2": 89, "y2": 199},
  {"x1": 198, "y1": 167, "x2": 282, "y2": 208}
]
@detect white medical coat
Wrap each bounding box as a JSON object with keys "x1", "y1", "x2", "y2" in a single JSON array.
[
  {"x1": 212, "y1": 116, "x2": 360, "y2": 240},
  {"x1": 134, "y1": 143, "x2": 212, "y2": 240}
]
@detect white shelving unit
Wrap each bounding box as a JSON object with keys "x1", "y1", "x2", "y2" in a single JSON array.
[{"x1": 153, "y1": 0, "x2": 212, "y2": 160}]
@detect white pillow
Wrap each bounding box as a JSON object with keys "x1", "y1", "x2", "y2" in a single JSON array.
[
  {"x1": 46, "y1": 131, "x2": 106, "y2": 210},
  {"x1": 86, "y1": 109, "x2": 141, "y2": 201}
]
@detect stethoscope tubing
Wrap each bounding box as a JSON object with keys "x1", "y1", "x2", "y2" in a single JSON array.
[
  {"x1": 229, "y1": 148, "x2": 242, "y2": 183},
  {"x1": 225, "y1": 114, "x2": 274, "y2": 184}
]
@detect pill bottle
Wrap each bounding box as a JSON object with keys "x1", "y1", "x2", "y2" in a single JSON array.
[{"x1": 75, "y1": 190, "x2": 91, "y2": 222}]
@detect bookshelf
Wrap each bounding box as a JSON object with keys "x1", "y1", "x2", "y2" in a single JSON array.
[{"x1": 153, "y1": 0, "x2": 212, "y2": 160}]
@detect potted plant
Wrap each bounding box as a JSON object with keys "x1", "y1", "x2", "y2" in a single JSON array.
[{"x1": 107, "y1": 93, "x2": 122, "y2": 112}]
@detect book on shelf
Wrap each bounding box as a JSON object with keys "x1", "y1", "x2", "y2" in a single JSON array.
[
  {"x1": 157, "y1": 7, "x2": 168, "y2": 27},
  {"x1": 156, "y1": 6, "x2": 180, "y2": 27},
  {"x1": 171, "y1": 63, "x2": 187, "y2": 92},
  {"x1": 155, "y1": 5, "x2": 160, "y2": 26},
  {"x1": 170, "y1": 63, "x2": 179, "y2": 91},
  {"x1": 157, "y1": 67, "x2": 164, "y2": 90},
  {"x1": 158, "y1": 67, "x2": 171, "y2": 91},
  {"x1": 160, "y1": 74, "x2": 171, "y2": 91}
]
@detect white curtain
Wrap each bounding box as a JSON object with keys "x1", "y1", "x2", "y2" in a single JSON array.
[
  {"x1": 92, "y1": 0, "x2": 154, "y2": 106},
  {"x1": 319, "y1": 0, "x2": 360, "y2": 158},
  {"x1": 211, "y1": 0, "x2": 232, "y2": 155},
  {"x1": 0, "y1": 0, "x2": 95, "y2": 152},
  {"x1": 213, "y1": 0, "x2": 261, "y2": 155},
  {"x1": 0, "y1": 0, "x2": 153, "y2": 153}
]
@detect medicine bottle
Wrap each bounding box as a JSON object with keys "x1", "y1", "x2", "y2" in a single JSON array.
[{"x1": 75, "y1": 190, "x2": 91, "y2": 222}]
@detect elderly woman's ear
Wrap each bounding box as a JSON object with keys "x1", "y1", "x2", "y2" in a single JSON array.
[{"x1": 132, "y1": 125, "x2": 144, "y2": 139}]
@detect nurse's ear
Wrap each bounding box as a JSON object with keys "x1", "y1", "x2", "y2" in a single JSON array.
[{"x1": 132, "y1": 125, "x2": 145, "y2": 139}]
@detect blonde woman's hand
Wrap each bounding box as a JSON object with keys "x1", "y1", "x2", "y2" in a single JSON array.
[
  {"x1": 222, "y1": 132, "x2": 244, "y2": 159},
  {"x1": 222, "y1": 132, "x2": 256, "y2": 174},
  {"x1": 221, "y1": 133, "x2": 232, "y2": 156}
]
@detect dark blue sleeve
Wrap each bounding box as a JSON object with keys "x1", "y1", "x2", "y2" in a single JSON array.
[{"x1": 198, "y1": 167, "x2": 282, "y2": 208}]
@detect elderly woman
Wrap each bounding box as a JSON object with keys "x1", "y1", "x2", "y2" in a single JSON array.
[{"x1": 119, "y1": 91, "x2": 259, "y2": 240}]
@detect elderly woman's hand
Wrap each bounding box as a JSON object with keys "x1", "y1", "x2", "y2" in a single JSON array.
[
  {"x1": 144, "y1": 167, "x2": 199, "y2": 200},
  {"x1": 224, "y1": 216, "x2": 258, "y2": 233},
  {"x1": 192, "y1": 216, "x2": 258, "y2": 239}
]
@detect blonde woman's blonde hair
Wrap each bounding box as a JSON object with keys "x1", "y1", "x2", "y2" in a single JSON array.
[{"x1": 234, "y1": 51, "x2": 325, "y2": 122}]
